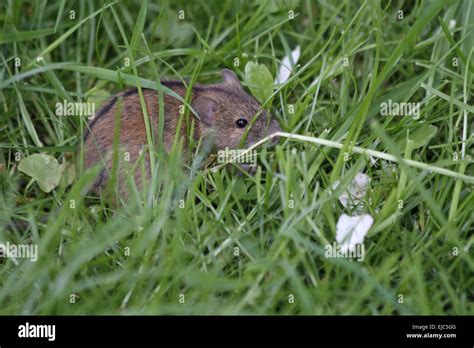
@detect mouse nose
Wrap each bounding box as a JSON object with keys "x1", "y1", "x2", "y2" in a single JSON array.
[
  {"x1": 267, "y1": 122, "x2": 282, "y2": 146},
  {"x1": 270, "y1": 133, "x2": 281, "y2": 146}
]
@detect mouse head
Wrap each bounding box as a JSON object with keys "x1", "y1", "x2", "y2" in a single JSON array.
[{"x1": 193, "y1": 69, "x2": 281, "y2": 150}]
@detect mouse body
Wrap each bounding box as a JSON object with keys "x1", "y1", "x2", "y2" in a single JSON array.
[{"x1": 83, "y1": 69, "x2": 281, "y2": 196}]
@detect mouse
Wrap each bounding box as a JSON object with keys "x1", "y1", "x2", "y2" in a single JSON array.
[{"x1": 83, "y1": 69, "x2": 281, "y2": 198}]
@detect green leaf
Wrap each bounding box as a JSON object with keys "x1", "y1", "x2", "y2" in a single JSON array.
[
  {"x1": 60, "y1": 161, "x2": 76, "y2": 188},
  {"x1": 244, "y1": 62, "x2": 274, "y2": 103},
  {"x1": 18, "y1": 154, "x2": 63, "y2": 193},
  {"x1": 130, "y1": 0, "x2": 147, "y2": 51},
  {"x1": 397, "y1": 124, "x2": 438, "y2": 152},
  {"x1": 0, "y1": 28, "x2": 57, "y2": 44},
  {"x1": 156, "y1": 9, "x2": 194, "y2": 47},
  {"x1": 53, "y1": 0, "x2": 66, "y2": 34},
  {"x1": 170, "y1": 22, "x2": 194, "y2": 47}
]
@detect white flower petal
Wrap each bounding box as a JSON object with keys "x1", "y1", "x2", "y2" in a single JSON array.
[
  {"x1": 332, "y1": 172, "x2": 371, "y2": 209},
  {"x1": 275, "y1": 46, "x2": 301, "y2": 84},
  {"x1": 336, "y1": 214, "x2": 373, "y2": 252}
]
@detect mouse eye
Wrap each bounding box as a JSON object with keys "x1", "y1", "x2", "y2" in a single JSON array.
[{"x1": 236, "y1": 118, "x2": 248, "y2": 128}]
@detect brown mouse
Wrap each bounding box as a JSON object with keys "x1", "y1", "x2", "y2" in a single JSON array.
[{"x1": 83, "y1": 69, "x2": 281, "y2": 197}]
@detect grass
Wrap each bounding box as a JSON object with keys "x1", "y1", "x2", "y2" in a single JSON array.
[{"x1": 0, "y1": 0, "x2": 473, "y2": 315}]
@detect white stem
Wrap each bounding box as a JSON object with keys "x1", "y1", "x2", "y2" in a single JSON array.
[{"x1": 210, "y1": 132, "x2": 474, "y2": 184}]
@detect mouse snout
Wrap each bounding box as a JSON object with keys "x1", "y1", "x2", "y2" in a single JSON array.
[{"x1": 266, "y1": 119, "x2": 282, "y2": 146}]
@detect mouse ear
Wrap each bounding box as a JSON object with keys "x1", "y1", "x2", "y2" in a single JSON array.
[
  {"x1": 221, "y1": 69, "x2": 242, "y2": 89},
  {"x1": 193, "y1": 96, "x2": 217, "y2": 126}
]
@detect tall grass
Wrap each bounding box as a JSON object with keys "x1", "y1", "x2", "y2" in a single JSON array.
[{"x1": 0, "y1": 0, "x2": 472, "y2": 314}]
